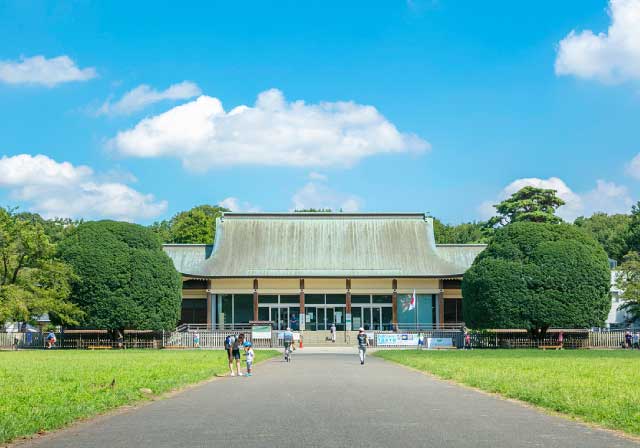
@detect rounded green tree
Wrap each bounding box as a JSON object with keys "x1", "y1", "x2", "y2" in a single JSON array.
[
  {"x1": 461, "y1": 222, "x2": 610, "y2": 335},
  {"x1": 58, "y1": 221, "x2": 182, "y2": 333}
]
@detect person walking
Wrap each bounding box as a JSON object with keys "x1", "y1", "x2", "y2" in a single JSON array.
[
  {"x1": 357, "y1": 328, "x2": 369, "y2": 365},
  {"x1": 283, "y1": 327, "x2": 294, "y2": 362},
  {"x1": 625, "y1": 331, "x2": 632, "y2": 349},
  {"x1": 557, "y1": 330, "x2": 564, "y2": 349},
  {"x1": 330, "y1": 323, "x2": 337, "y2": 343},
  {"x1": 632, "y1": 331, "x2": 639, "y2": 350},
  {"x1": 464, "y1": 331, "x2": 471, "y2": 350}
]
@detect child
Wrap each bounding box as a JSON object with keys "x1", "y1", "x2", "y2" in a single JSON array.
[
  {"x1": 46, "y1": 331, "x2": 56, "y2": 349},
  {"x1": 244, "y1": 341, "x2": 255, "y2": 376},
  {"x1": 193, "y1": 331, "x2": 200, "y2": 349}
]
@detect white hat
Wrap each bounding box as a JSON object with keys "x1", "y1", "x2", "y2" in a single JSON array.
[{"x1": 358, "y1": 327, "x2": 365, "y2": 332}]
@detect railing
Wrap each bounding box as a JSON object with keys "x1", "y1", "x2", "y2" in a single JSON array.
[{"x1": 1, "y1": 328, "x2": 635, "y2": 350}]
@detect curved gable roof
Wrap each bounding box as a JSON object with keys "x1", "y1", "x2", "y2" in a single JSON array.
[{"x1": 164, "y1": 213, "x2": 476, "y2": 278}]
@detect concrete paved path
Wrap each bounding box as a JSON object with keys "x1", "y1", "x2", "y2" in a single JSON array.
[{"x1": 17, "y1": 351, "x2": 639, "y2": 448}]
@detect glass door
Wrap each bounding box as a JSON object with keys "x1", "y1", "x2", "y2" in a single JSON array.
[
  {"x1": 352, "y1": 306, "x2": 362, "y2": 330},
  {"x1": 317, "y1": 308, "x2": 325, "y2": 330},
  {"x1": 372, "y1": 307, "x2": 382, "y2": 330},
  {"x1": 363, "y1": 307, "x2": 372, "y2": 331},
  {"x1": 276, "y1": 307, "x2": 289, "y2": 330},
  {"x1": 307, "y1": 306, "x2": 317, "y2": 331},
  {"x1": 326, "y1": 308, "x2": 334, "y2": 330}
]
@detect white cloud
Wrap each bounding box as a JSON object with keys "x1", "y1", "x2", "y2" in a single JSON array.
[
  {"x1": 97, "y1": 81, "x2": 201, "y2": 116},
  {"x1": 0, "y1": 154, "x2": 166, "y2": 221},
  {"x1": 479, "y1": 177, "x2": 633, "y2": 222},
  {"x1": 625, "y1": 152, "x2": 640, "y2": 179},
  {"x1": 555, "y1": 0, "x2": 640, "y2": 83},
  {"x1": 110, "y1": 88, "x2": 429, "y2": 170},
  {"x1": 0, "y1": 55, "x2": 96, "y2": 87},
  {"x1": 219, "y1": 197, "x2": 261, "y2": 212},
  {"x1": 308, "y1": 172, "x2": 328, "y2": 181},
  {"x1": 291, "y1": 175, "x2": 361, "y2": 212}
]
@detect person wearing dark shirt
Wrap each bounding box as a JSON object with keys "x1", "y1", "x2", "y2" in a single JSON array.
[{"x1": 356, "y1": 327, "x2": 368, "y2": 365}]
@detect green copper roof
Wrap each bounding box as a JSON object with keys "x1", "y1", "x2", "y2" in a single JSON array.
[
  {"x1": 435, "y1": 244, "x2": 487, "y2": 271},
  {"x1": 163, "y1": 213, "x2": 484, "y2": 278}
]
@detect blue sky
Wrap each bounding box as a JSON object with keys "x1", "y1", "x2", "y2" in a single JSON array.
[{"x1": 0, "y1": 0, "x2": 639, "y2": 224}]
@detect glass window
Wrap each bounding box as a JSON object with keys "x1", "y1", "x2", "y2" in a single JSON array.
[
  {"x1": 259, "y1": 295, "x2": 278, "y2": 304},
  {"x1": 326, "y1": 294, "x2": 346, "y2": 305},
  {"x1": 351, "y1": 295, "x2": 370, "y2": 304},
  {"x1": 258, "y1": 307, "x2": 270, "y2": 322},
  {"x1": 280, "y1": 295, "x2": 299, "y2": 304},
  {"x1": 382, "y1": 307, "x2": 393, "y2": 331},
  {"x1": 219, "y1": 294, "x2": 233, "y2": 326},
  {"x1": 305, "y1": 294, "x2": 325, "y2": 305},
  {"x1": 372, "y1": 295, "x2": 392, "y2": 304},
  {"x1": 352, "y1": 306, "x2": 362, "y2": 330},
  {"x1": 234, "y1": 294, "x2": 253, "y2": 324},
  {"x1": 443, "y1": 298, "x2": 463, "y2": 323},
  {"x1": 180, "y1": 299, "x2": 207, "y2": 324}
]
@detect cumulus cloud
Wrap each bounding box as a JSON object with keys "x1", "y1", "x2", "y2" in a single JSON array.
[
  {"x1": 291, "y1": 174, "x2": 361, "y2": 212},
  {"x1": 479, "y1": 177, "x2": 633, "y2": 222},
  {"x1": 219, "y1": 197, "x2": 261, "y2": 212},
  {"x1": 625, "y1": 152, "x2": 640, "y2": 179},
  {"x1": 555, "y1": 0, "x2": 640, "y2": 82},
  {"x1": 0, "y1": 154, "x2": 166, "y2": 221},
  {"x1": 109, "y1": 88, "x2": 429, "y2": 170},
  {"x1": 97, "y1": 81, "x2": 201, "y2": 116},
  {"x1": 0, "y1": 55, "x2": 96, "y2": 87}
]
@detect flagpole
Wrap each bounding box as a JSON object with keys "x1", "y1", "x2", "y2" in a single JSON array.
[{"x1": 414, "y1": 289, "x2": 418, "y2": 332}]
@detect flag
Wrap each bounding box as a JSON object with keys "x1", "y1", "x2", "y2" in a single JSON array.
[{"x1": 408, "y1": 289, "x2": 416, "y2": 311}]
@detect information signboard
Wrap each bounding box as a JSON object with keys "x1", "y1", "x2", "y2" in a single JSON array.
[
  {"x1": 251, "y1": 325, "x2": 272, "y2": 340},
  {"x1": 427, "y1": 337, "x2": 453, "y2": 349}
]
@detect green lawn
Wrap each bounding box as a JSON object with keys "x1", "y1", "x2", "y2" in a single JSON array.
[
  {"x1": 0, "y1": 349, "x2": 278, "y2": 444},
  {"x1": 375, "y1": 350, "x2": 640, "y2": 436}
]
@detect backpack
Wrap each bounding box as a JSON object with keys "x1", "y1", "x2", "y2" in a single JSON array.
[{"x1": 224, "y1": 335, "x2": 235, "y2": 350}]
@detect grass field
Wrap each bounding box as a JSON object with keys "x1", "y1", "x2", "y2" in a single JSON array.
[
  {"x1": 375, "y1": 349, "x2": 640, "y2": 436},
  {"x1": 0, "y1": 349, "x2": 278, "y2": 444}
]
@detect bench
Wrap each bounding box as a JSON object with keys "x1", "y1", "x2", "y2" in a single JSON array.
[
  {"x1": 538, "y1": 345, "x2": 563, "y2": 351},
  {"x1": 87, "y1": 346, "x2": 112, "y2": 350}
]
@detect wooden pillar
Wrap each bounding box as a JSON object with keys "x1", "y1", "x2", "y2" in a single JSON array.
[
  {"x1": 299, "y1": 279, "x2": 305, "y2": 314},
  {"x1": 437, "y1": 279, "x2": 444, "y2": 328},
  {"x1": 253, "y1": 278, "x2": 259, "y2": 322},
  {"x1": 299, "y1": 279, "x2": 305, "y2": 331},
  {"x1": 392, "y1": 278, "x2": 398, "y2": 329},
  {"x1": 345, "y1": 278, "x2": 352, "y2": 313}
]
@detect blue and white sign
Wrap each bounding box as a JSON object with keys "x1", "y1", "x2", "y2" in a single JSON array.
[{"x1": 376, "y1": 333, "x2": 419, "y2": 346}]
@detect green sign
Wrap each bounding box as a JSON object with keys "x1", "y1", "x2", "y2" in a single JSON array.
[{"x1": 252, "y1": 325, "x2": 272, "y2": 340}]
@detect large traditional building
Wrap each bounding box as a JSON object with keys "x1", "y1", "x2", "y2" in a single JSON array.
[{"x1": 163, "y1": 213, "x2": 485, "y2": 330}]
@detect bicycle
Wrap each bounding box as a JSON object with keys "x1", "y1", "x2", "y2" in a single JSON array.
[{"x1": 284, "y1": 342, "x2": 293, "y2": 362}]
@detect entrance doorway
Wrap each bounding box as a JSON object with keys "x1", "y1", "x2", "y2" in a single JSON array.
[
  {"x1": 258, "y1": 306, "x2": 300, "y2": 330},
  {"x1": 305, "y1": 306, "x2": 346, "y2": 331}
]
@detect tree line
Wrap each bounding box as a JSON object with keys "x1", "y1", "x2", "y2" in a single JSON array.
[{"x1": 2, "y1": 186, "x2": 639, "y2": 333}]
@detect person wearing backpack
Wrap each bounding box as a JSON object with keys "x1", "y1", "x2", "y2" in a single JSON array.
[{"x1": 225, "y1": 334, "x2": 237, "y2": 376}]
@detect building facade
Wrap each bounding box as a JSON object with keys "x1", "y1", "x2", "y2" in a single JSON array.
[{"x1": 163, "y1": 213, "x2": 486, "y2": 330}]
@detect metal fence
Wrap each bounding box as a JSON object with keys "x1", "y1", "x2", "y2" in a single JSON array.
[{"x1": 1, "y1": 328, "x2": 637, "y2": 350}]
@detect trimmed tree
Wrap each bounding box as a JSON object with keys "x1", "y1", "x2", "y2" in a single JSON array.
[
  {"x1": 487, "y1": 186, "x2": 565, "y2": 228},
  {"x1": 58, "y1": 221, "x2": 182, "y2": 334},
  {"x1": 462, "y1": 222, "x2": 610, "y2": 336}
]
